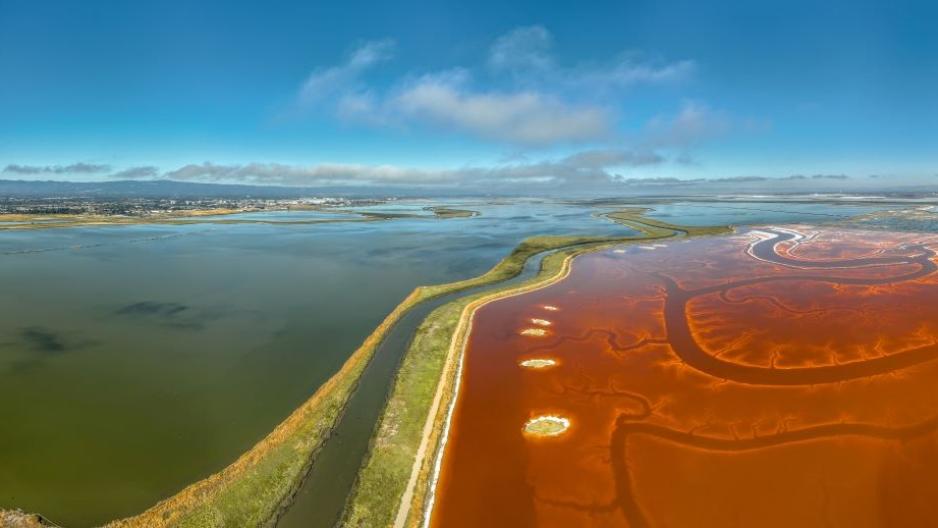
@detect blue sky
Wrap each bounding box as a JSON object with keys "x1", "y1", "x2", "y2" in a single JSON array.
[{"x1": 1, "y1": 0, "x2": 936, "y2": 191}]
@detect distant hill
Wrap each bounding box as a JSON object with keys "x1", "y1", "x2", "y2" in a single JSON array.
[
  {"x1": 2, "y1": 178, "x2": 936, "y2": 201},
  {"x1": 0, "y1": 179, "x2": 409, "y2": 199}
]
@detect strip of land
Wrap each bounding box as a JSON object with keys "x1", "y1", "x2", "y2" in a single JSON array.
[
  {"x1": 0, "y1": 510, "x2": 50, "y2": 528},
  {"x1": 0, "y1": 206, "x2": 477, "y2": 231},
  {"x1": 340, "y1": 211, "x2": 728, "y2": 528},
  {"x1": 0, "y1": 209, "x2": 724, "y2": 528}
]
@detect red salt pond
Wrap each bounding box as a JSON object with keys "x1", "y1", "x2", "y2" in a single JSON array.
[{"x1": 429, "y1": 226, "x2": 938, "y2": 527}]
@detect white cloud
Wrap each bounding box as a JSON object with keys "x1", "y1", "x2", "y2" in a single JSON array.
[
  {"x1": 3, "y1": 163, "x2": 111, "y2": 174},
  {"x1": 388, "y1": 73, "x2": 611, "y2": 145},
  {"x1": 645, "y1": 101, "x2": 731, "y2": 148},
  {"x1": 488, "y1": 25, "x2": 554, "y2": 73},
  {"x1": 297, "y1": 40, "x2": 394, "y2": 107},
  {"x1": 109, "y1": 166, "x2": 159, "y2": 179},
  {"x1": 599, "y1": 56, "x2": 696, "y2": 86},
  {"x1": 487, "y1": 26, "x2": 695, "y2": 90}
]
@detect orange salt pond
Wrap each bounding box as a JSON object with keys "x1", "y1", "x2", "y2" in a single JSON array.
[{"x1": 430, "y1": 226, "x2": 938, "y2": 527}]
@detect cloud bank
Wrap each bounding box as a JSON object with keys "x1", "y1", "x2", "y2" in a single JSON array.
[
  {"x1": 108, "y1": 166, "x2": 160, "y2": 179},
  {"x1": 3, "y1": 163, "x2": 111, "y2": 175},
  {"x1": 159, "y1": 155, "x2": 854, "y2": 191},
  {"x1": 3, "y1": 156, "x2": 860, "y2": 192},
  {"x1": 163, "y1": 147, "x2": 667, "y2": 188}
]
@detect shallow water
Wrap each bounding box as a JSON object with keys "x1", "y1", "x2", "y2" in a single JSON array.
[
  {"x1": 277, "y1": 251, "x2": 553, "y2": 528},
  {"x1": 641, "y1": 200, "x2": 888, "y2": 226},
  {"x1": 191, "y1": 210, "x2": 360, "y2": 221},
  {"x1": 0, "y1": 200, "x2": 895, "y2": 526}
]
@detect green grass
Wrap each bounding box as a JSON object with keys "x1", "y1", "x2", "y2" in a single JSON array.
[
  {"x1": 338, "y1": 244, "x2": 610, "y2": 528},
  {"x1": 424, "y1": 207, "x2": 478, "y2": 219}
]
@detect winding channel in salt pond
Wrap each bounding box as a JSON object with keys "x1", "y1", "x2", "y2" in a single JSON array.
[{"x1": 428, "y1": 226, "x2": 938, "y2": 528}]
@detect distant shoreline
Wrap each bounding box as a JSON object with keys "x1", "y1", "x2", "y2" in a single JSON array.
[{"x1": 0, "y1": 205, "x2": 479, "y2": 231}]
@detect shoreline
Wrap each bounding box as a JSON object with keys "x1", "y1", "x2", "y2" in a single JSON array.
[
  {"x1": 409, "y1": 247, "x2": 580, "y2": 528},
  {"x1": 409, "y1": 224, "x2": 938, "y2": 527},
  {"x1": 0, "y1": 206, "x2": 479, "y2": 231},
  {"x1": 0, "y1": 209, "x2": 725, "y2": 528},
  {"x1": 341, "y1": 212, "x2": 730, "y2": 528}
]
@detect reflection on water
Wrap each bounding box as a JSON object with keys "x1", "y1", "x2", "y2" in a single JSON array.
[
  {"x1": 0, "y1": 200, "x2": 896, "y2": 525},
  {"x1": 431, "y1": 226, "x2": 938, "y2": 527}
]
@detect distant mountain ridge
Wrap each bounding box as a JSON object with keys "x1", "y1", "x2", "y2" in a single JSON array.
[
  {"x1": 2, "y1": 178, "x2": 936, "y2": 201},
  {"x1": 0, "y1": 179, "x2": 403, "y2": 199}
]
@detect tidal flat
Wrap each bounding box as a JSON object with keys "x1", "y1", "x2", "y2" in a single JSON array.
[{"x1": 0, "y1": 199, "x2": 900, "y2": 526}]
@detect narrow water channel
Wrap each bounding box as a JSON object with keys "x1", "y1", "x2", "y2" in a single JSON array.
[{"x1": 276, "y1": 251, "x2": 552, "y2": 527}]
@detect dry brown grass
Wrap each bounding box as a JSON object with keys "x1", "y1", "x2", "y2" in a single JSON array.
[{"x1": 0, "y1": 510, "x2": 53, "y2": 528}]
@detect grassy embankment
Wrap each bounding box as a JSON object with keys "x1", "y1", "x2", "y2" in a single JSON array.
[
  {"x1": 0, "y1": 510, "x2": 47, "y2": 528},
  {"x1": 0, "y1": 209, "x2": 264, "y2": 230},
  {"x1": 423, "y1": 207, "x2": 477, "y2": 219},
  {"x1": 0, "y1": 209, "x2": 724, "y2": 528},
  {"x1": 340, "y1": 210, "x2": 729, "y2": 528}
]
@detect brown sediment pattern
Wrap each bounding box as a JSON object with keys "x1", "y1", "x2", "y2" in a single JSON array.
[{"x1": 429, "y1": 226, "x2": 938, "y2": 527}]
